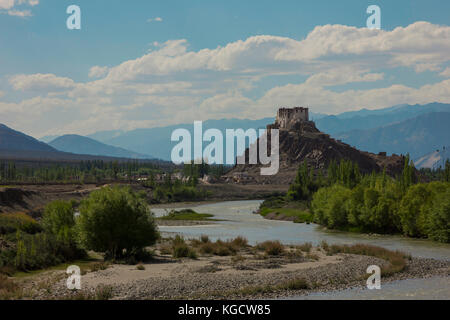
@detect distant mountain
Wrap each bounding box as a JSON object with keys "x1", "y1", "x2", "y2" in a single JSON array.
[
  {"x1": 414, "y1": 146, "x2": 450, "y2": 169},
  {"x1": 96, "y1": 118, "x2": 275, "y2": 161},
  {"x1": 0, "y1": 124, "x2": 57, "y2": 152},
  {"x1": 86, "y1": 130, "x2": 125, "y2": 143},
  {"x1": 39, "y1": 135, "x2": 60, "y2": 143},
  {"x1": 335, "y1": 112, "x2": 450, "y2": 159},
  {"x1": 315, "y1": 103, "x2": 450, "y2": 135},
  {"x1": 0, "y1": 124, "x2": 163, "y2": 164},
  {"x1": 48, "y1": 135, "x2": 152, "y2": 159}
]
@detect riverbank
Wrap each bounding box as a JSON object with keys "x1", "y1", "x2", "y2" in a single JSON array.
[{"x1": 15, "y1": 240, "x2": 450, "y2": 300}]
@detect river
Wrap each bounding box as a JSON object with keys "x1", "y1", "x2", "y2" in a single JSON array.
[{"x1": 152, "y1": 200, "x2": 450, "y2": 299}]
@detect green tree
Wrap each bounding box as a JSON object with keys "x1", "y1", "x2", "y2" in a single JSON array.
[
  {"x1": 428, "y1": 188, "x2": 450, "y2": 242},
  {"x1": 77, "y1": 186, "x2": 159, "y2": 260},
  {"x1": 42, "y1": 200, "x2": 76, "y2": 245}
]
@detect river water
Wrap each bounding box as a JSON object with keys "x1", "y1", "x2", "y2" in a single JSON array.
[{"x1": 152, "y1": 200, "x2": 450, "y2": 299}]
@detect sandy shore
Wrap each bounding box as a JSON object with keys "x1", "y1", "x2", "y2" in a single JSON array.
[{"x1": 21, "y1": 244, "x2": 450, "y2": 300}]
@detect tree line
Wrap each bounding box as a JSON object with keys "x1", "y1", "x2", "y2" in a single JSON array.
[
  {"x1": 282, "y1": 156, "x2": 449, "y2": 243},
  {"x1": 0, "y1": 160, "x2": 162, "y2": 184}
]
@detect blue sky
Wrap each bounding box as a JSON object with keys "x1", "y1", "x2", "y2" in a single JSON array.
[{"x1": 0, "y1": 0, "x2": 449, "y2": 137}]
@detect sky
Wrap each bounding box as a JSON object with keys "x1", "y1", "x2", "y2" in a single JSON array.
[{"x1": 0, "y1": 0, "x2": 449, "y2": 138}]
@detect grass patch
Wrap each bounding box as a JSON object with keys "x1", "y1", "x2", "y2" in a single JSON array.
[
  {"x1": 0, "y1": 274, "x2": 23, "y2": 300},
  {"x1": 158, "y1": 209, "x2": 215, "y2": 221},
  {"x1": 259, "y1": 207, "x2": 313, "y2": 223},
  {"x1": 225, "y1": 277, "x2": 310, "y2": 297},
  {"x1": 321, "y1": 242, "x2": 410, "y2": 276},
  {"x1": 63, "y1": 285, "x2": 114, "y2": 300},
  {"x1": 12, "y1": 255, "x2": 102, "y2": 278}
]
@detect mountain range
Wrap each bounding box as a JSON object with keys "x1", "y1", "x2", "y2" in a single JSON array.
[
  {"x1": 0, "y1": 124, "x2": 154, "y2": 163},
  {"x1": 48, "y1": 135, "x2": 151, "y2": 159},
  {"x1": 80, "y1": 103, "x2": 448, "y2": 164},
  {"x1": 2, "y1": 102, "x2": 447, "y2": 167}
]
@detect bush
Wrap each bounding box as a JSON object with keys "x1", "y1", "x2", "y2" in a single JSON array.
[
  {"x1": 136, "y1": 264, "x2": 145, "y2": 270},
  {"x1": 257, "y1": 241, "x2": 284, "y2": 256},
  {"x1": 77, "y1": 186, "x2": 159, "y2": 260},
  {"x1": 0, "y1": 213, "x2": 41, "y2": 235},
  {"x1": 297, "y1": 242, "x2": 312, "y2": 253}
]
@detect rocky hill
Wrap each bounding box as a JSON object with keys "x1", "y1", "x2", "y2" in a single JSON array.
[{"x1": 224, "y1": 114, "x2": 405, "y2": 185}]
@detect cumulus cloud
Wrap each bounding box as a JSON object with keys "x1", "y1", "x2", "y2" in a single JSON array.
[
  {"x1": 439, "y1": 67, "x2": 450, "y2": 78},
  {"x1": 0, "y1": 0, "x2": 38, "y2": 16},
  {"x1": 3, "y1": 21, "x2": 450, "y2": 137},
  {"x1": 10, "y1": 73, "x2": 75, "y2": 91},
  {"x1": 0, "y1": 0, "x2": 14, "y2": 9},
  {"x1": 88, "y1": 66, "x2": 109, "y2": 79}
]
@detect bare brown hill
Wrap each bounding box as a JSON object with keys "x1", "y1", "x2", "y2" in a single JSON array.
[{"x1": 224, "y1": 109, "x2": 405, "y2": 185}]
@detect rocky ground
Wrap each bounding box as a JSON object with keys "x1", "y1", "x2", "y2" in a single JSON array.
[{"x1": 17, "y1": 243, "x2": 450, "y2": 300}]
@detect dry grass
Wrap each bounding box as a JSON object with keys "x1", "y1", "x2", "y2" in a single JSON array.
[
  {"x1": 256, "y1": 241, "x2": 284, "y2": 256},
  {"x1": 321, "y1": 242, "x2": 410, "y2": 276},
  {"x1": 296, "y1": 242, "x2": 312, "y2": 253},
  {"x1": 0, "y1": 274, "x2": 23, "y2": 300},
  {"x1": 192, "y1": 236, "x2": 248, "y2": 256},
  {"x1": 225, "y1": 277, "x2": 310, "y2": 297},
  {"x1": 63, "y1": 285, "x2": 114, "y2": 300}
]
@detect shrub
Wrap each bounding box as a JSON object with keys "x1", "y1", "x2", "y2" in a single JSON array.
[
  {"x1": 0, "y1": 213, "x2": 41, "y2": 235},
  {"x1": 297, "y1": 242, "x2": 312, "y2": 253},
  {"x1": 77, "y1": 186, "x2": 159, "y2": 260},
  {"x1": 280, "y1": 278, "x2": 309, "y2": 290},
  {"x1": 95, "y1": 285, "x2": 114, "y2": 300},
  {"x1": 136, "y1": 264, "x2": 145, "y2": 270},
  {"x1": 230, "y1": 236, "x2": 248, "y2": 248},
  {"x1": 257, "y1": 241, "x2": 284, "y2": 256},
  {"x1": 172, "y1": 243, "x2": 197, "y2": 259}
]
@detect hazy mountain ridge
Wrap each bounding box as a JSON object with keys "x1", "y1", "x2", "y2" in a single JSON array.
[
  {"x1": 31, "y1": 102, "x2": 450, "y2": 162},
  {"x1": 95, "y1": 118, "x2": 275, "y2": 161},
  {"x1": 0, "y1": 124, "x2": 57, "y2": 152},
  {"x1": 48, "y1": 135, "x2": 152, "y2": 159},
  {"x1": 335, "y1": 112, "x2": 450, "y2": 160},
  {"x1": 315, "y1": 103, "x2": 450, "y2": 135}
]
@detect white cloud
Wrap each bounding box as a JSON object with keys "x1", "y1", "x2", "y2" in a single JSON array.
[
  {"x1": 88, "y1": 66, "x2": 109, "y2": 79},
  {"x1": 0, "y1": 0, "x2": 38, "y2": 16},
  {"x1": 439, "y1": 67, "x2": 450, "y2": 78},
  {"x1": 10, "y1": 73, "x2": 75, "y2": 91},
  {"x1": 147, "y1": 17, "x2": 163, "y2": 22},
  {"x1": 0, "y1": 0, "x2": 14, "y2": 9},
  {"x1": 3, "y1": 21, "x2": 450, "y2": 137},
  {"x1": 7, "y1": 9, "x2": 31, "y2": 16}
]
